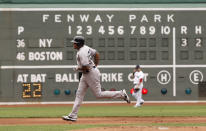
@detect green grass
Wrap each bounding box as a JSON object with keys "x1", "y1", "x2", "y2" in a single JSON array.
[
  {"x1": 0, "y1": 105, "x2": 206, "y2": 131},
  {"x1": 0, "y1": 105, "x2": 206, "y2": 118},
  {"x1": 1, "y1": 123, "x2": 206, "y2": 131},
  {"x1": 0, "y1": 124, "x2": 101, "y2": 131}
]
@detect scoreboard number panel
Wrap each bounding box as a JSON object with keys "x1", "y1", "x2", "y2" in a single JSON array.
[
  {"x1": 0, "y1": 8, "x2": 206, "y2": 102},
  {"x1": 22, "y1": 83, "x2": 42, "y2": 98}
]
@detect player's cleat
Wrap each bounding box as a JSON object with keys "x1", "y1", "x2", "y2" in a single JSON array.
[
  {"x1": 134, "y1": 104, "x2": 141, "y2": 108},
  {"x1": 62, "y1": 115, "x2": 77, "y2": 122},
  {"x1": 140, "y1": 100, "x2": 144, "y2": 105},
  {"x1": 122, "y1": 89, "x2": 131, "y2": 103}
]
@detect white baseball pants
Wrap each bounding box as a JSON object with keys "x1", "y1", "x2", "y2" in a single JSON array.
[
  {"x1": 132, "y1": 85, "x2": 144, "y2": 106},
  {"x1": 69, "y1": 67, "x2": 124, "y2": 118}
]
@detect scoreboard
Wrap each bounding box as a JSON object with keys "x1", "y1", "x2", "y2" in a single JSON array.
[{"x1": 0, "y1": 8, "x2": 206, "y2": 103}]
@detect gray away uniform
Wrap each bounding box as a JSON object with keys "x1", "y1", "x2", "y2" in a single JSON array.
[{"x1": 69, "y1": 45, "x2": 125, "y2": 118}]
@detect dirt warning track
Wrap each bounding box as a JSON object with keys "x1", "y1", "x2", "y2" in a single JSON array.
[{"x1": 0, "y1": 117, "x2": 206, "y2": 125}]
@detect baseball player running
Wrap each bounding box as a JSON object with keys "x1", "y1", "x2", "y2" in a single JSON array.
[
  {"x1": 62, "y1": 36, "x2": 130, "y2": 122},
  {"x1": 131, "y1": 65, "x2": 145, "y2": 108}
]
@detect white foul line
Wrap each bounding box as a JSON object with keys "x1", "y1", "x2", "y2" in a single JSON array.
[{"x1": 173, "y1": 27, "x2": 176, "y2": 97}]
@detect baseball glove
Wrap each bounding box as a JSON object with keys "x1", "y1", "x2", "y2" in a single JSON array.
[{"x1": 134, "y1": 85, "x2": 140, "y2": 92}]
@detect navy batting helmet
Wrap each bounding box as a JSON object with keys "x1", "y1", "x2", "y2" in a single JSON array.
[
  {"x1": 135, "y1": 65, "x2": 140, "y2": 69},
  {"x1": 71, "y1": 36, "x2": 85, "y2": 47}
]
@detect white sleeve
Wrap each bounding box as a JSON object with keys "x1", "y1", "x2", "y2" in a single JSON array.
[{"x1": 140, "y1": 72, "x2": 145, "y2": 79}]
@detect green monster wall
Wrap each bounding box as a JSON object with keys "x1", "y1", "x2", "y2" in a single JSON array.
[{"x1": 0, "y1": 1, "x2": 206, "y2": 103}]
